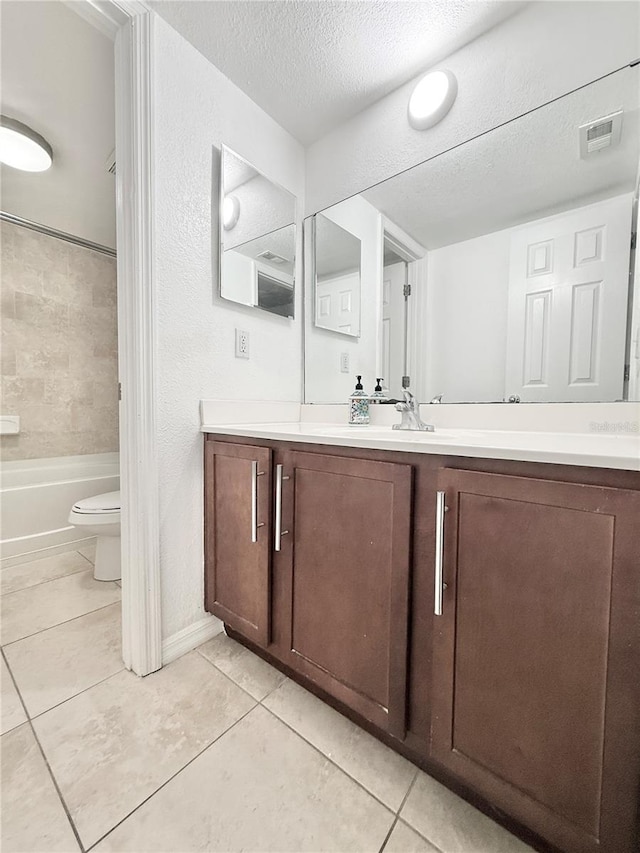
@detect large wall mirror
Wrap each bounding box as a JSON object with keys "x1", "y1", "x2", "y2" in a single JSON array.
[
  {"x1": 219, "y1": 145, "x2": 296, "y2": 318},
  {"x1": 304, "y1": 64, "x2": 640, "y2": 403}
]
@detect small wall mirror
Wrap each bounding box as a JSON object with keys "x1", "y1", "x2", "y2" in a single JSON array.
[
  {"x1": 313, "y1": 209, "x2": 362, "y2": 337},
  {"x1": 219, "y1": 145, "x2": 296, "y2": 318}
]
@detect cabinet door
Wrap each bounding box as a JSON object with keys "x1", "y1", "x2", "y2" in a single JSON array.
[
  {"x1": 278, "y1": 450, "x2": 412, "y2": 738},
  {"x1": 431, "y1": 469, "x2": 640, "y2": 853},
  {"x1": 204, "y1": 441, "x2": 272, "y2": 646}
]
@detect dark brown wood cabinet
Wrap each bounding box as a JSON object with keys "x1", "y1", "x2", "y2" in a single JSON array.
[
  {"x1": 204, "y1": 441, "x2": 272, "y2": 645},
  {"x1": 430, "y1": 469, "x2": 640, "y2": 853},
  {"x1": 204, "y1": 434, "x2": 640, "y2": 853},
  {"x1": 275, "y1": 450, "x2": 412, "y2": 737}
]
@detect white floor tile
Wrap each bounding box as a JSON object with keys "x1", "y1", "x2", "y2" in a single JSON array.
[
  {"x1": 1, "y1": 570, "x2": 120, "y2": 645},
  {"x1": 1, "y1": 550, "x2": 91, "y2": 596},
  {"x1": 4, "y1": 603, "x2": 123, "y2": 718},
  {"x1": 197, "y1": 632, "x2": 285, "y2": 700},
  {"x1": 94, "y1": 705, "x2": 395, "y2": 852},
  {"x1": 1, "y1": 723, "x2": 79, "y2": 852},
  {"x1": 33, "y1": 650, "x2": 256, "y2": 849},
  {"x1": 76, "y1": 539, "x2": 97, "y2": 564},
  {"x1": 264, "y1": 677, "x2": 416, "y2": 810},
  {"x1": 384, "y1": 820, "x2": 440, "y2": 852},
  {"x1": 401, "y1": 770, "x2": 533, "y2": 853},
  {"x1": 1, "y1": 657, "x2": 27, "y2": 734}
]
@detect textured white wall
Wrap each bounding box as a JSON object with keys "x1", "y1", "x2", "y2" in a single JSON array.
[
  {"x1": 153, "y1": 17, "x2": 304, "y2": 640},
  {"x1": 305, "y1": 196, "x2": 382, "y2": 403},
  {"x1": 305, "y1": 1, "x2": 640, "y2": 215}
]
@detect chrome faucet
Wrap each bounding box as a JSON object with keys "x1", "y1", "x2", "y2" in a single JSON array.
[
  {"x1": 429, "y1": 394, "x2": 443, "y2": 404},
  {"x1": 393, "y1": 390, "x2": 435, "y2": 432}
]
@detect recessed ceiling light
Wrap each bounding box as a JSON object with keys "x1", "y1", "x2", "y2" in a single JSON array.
[
  {"x1": 0, "y1": 115, "x2": 52, "y2": 172},
  {"x1": 408, "y1": 70, "x2": 458, "y2": 131},
  {"x1": 223, "y1": 195, "x2": 240, "y2": 230}
]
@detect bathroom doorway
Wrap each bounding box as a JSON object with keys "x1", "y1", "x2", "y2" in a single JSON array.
[
  {"x1": 0, "y1": 0, "x2": 161, "y2": 676},
  {"x1": 379, "y1": 221, "x2": 427, "y2": 401}
]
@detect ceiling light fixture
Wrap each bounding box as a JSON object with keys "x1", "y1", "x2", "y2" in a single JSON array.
[
  {"x1": 223, "y1": 195, "x2": 240, "y2": 230},
  {"x1": 408, "y1": 70, "x2": 457, "y2": 131},
  {"x1": 0, "y1": 115, "x2": 52, "y2": 172}
]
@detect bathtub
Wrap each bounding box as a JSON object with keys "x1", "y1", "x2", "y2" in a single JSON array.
[{"x1": 0, "y1": 452, "x2": 120, "y2": 560}]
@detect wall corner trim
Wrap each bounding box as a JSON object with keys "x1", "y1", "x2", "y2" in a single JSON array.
[{"x1": 162, "y1": 615, "x2": 223, "y2": 666}]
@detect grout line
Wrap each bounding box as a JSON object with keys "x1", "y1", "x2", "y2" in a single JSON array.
[
  {"x1": 84, "y1": 702, "x2": 260, "y2": 851},
  {"x1": 259, "y1": 703, "x2": 397, "y2": 818},
  {"x1": 194, "y1": 640, "x2": 407, "y2": 820},
  {"x1": 2, "y1": 599, "x2": 122, "y2": 648},
  {"x1": 0, "y1": 565, "x2": 98, "y2": 599},
  {"x1": 394, "y1": 818, "x2": 445, "y2": 853},
  {"x1": 378, "y1": 770, "x2": 421, "y2": 853},
  {"x1": 0, "y1": 565, "x2": 90, "y2": 598},
  {"x1": 1, "y1": 648, "x2": 86, "y2": 853},
  {"x1": 27, "y1": 667, "x2": 127, "y2": 723},
  {"x1": 193, "y1": 647, "x2": 265, "y2": 705},
  {"x1": 397, "y1": 768, "x2": 419, "y2": 816}
]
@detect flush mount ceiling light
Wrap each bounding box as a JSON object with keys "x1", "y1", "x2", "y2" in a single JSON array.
[
  {"x1": 222, "y1": 195, "x2": 240, "y2": 230},
  {"x1": 0, "y1": 115, "x2": 53, "y2": 171},
  {"x1": 408, "y1": 70, "x2": 458, "y2": 130}
]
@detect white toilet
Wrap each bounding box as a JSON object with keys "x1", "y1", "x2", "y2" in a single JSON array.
[{"x1": 68, "y1": 491, "x2": 121, "y2": 581}]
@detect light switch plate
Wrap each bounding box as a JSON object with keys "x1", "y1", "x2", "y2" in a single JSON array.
[
  {"x1": 340, "y1": 352, "x2": 349, "y2": 373},
  {"x1": 235, "y1": 329, "x2": 250, "y2": 359}
]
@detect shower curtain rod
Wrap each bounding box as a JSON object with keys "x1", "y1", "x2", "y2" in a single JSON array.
[{"x1": 0, "y1": 211, "x2": 116, "y2": 257}]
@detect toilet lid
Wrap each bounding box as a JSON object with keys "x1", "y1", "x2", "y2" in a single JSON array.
[{"x1": 73, "y1": 491, "x2": 120, "y2": 513}]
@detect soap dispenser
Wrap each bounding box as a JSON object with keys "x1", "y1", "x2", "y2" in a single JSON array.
[
  {"x1": 371, "y1": 378, "x2": 386, "y2": 403},
  {"x1": 349, "y1": 376, "x2": 370, "y2": 425}
]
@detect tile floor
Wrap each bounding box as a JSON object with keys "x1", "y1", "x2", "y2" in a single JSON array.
[{"x1": 1, "y1": 547, "x2": 533, "y2": 853}]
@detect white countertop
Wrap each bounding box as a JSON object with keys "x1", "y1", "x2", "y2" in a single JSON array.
[{"x1": 200, "y1": 418, "x2": 640, "y2": 471}]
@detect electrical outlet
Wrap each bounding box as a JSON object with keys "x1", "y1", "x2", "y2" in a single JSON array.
[
  {"x1": 340, "y1": 352, "x2": 349, "y2": 373},
  {"x1": 235, "y1": 329, "x2": 250, "y2": 359}
]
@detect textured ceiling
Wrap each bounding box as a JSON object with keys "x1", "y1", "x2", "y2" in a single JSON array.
[
  {"x1": 0, "y1": 0, "x2": 115, "y2": 247},
  {"x1": 149, "y1": 0, "x2": 524, "y2": 144},
  {"x1": 361, "y1": 66, "x2": 640, "y2": 249}
]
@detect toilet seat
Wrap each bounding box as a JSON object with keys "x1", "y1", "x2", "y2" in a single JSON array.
[{"x1": 72, "y1": 490, "x2": 120, "y2": 514}]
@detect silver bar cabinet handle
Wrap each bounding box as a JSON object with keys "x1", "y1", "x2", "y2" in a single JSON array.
[
  {"x1": 434, "y1": 490, "x2": 448, "y2": 616},
  {"x1": 251, "y1": 461, "x2": 265, "y2": 543},
  {"x1": 274, "y1": 464, "x2": 290, "y2": 552}
]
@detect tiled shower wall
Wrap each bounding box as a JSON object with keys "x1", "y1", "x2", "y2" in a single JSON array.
[{"x1": 1, "y1": 221, "x2": 118, "y2": 461}]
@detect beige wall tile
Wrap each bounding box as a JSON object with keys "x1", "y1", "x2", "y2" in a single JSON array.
[{"x1": 0, "y1": 225, "x2": 118, "y2": 461}]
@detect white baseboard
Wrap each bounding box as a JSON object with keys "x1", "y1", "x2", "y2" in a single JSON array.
[{"x1": 161, "y1": 614, "x2": 223, "y2": 666}]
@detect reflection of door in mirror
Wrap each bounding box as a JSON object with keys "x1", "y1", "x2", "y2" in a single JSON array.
[
  {"x1": 219, "y1": 145, "x2": 296, "y2": 318},
  {"x1": 314, "y1": 210, "x2": 362, "y2": 337},
  {"x1": 506, "y1": 195, "x2": 632, "y2": 402},
  {"x1": 382, "y1": 247, "x2": 408, "y2": 400}
]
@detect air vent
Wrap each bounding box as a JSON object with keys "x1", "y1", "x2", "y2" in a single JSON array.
[
  {"x1": 579, "y1": 111, "x2": 623, "y2": 158},
  {"x1": 106, "y1": 149, "x2": 116, "y2": 175},
  {"x1": 258, "y1": 249, "x2": 288, "y2": 265}
]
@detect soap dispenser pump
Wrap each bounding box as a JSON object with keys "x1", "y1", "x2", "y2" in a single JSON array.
[{"x1": 349, "y1": 375, "x2": 370, "y2": 425}]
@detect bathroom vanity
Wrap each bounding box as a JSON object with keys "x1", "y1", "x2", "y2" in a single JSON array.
[{"x1": 202, "y1": 417, "x2": 640, "y2": 853}]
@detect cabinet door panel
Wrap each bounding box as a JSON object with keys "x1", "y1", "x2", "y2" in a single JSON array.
[
  {"x1": 204, "y1": 441, "x2": 272, "y2": 646},
  {"x1": 282, "y1": 451, "x2": 412, "y2": 737},
  {"x1": 432, "y1": 469, "x2": 640, "y2": 853}
]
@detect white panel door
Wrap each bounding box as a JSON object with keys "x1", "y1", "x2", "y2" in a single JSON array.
[
  {"x1": 316, "y1": 270, "x2": 360, "y2": 336},
  {"x1": 505, "y1": 194, "x2": 632, "y2": 401}
]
